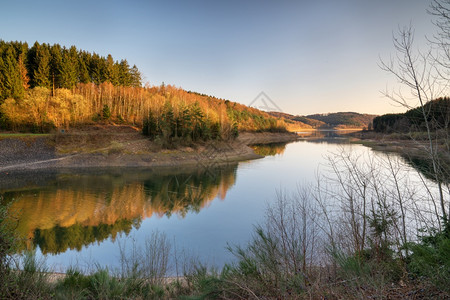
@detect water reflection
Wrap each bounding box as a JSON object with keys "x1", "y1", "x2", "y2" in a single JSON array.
[
  {"x1": 400, "y1": 154, "x2": 450, "y2": 184},
  {"x1": 296, "y1": 129, "x2": 359, "y2": 143},
  {"x1": 250, "y1": 143, "x2": 287, "y2": 156},
  {"x1": 1, "y1": 165, "x2": 238, "y2": 254}
]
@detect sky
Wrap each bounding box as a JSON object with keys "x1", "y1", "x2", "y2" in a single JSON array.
[{"x1": 0, "y1": 0, "x2": 438, "y2": 115}]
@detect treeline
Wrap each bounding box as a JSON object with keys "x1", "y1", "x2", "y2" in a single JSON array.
[
  {"x1": 0, "y1": 83, "x2": 287, "y2": 138},
  {"x1": 142, "y1": 96, "x2": 287, "y2": 143},
  {"x1": 373, "y1": 97, "x2": 450, "y2": 133},
  {"x1": 0, "y1": 40, "x2": 142, "y2": 101}
]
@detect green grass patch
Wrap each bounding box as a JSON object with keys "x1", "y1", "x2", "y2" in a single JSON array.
[{"x1": 0, "y1": 133, "x2": 51, "y2": 139}]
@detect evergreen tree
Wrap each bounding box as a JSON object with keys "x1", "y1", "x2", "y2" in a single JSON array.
[
  {"x1": 49, "y1": 44, "x2": 62, "y2": 90},
  {"x1": 105, "y1": 54, "x2": 119, "y2": 85},
  {"x1": 59, "y1": 46, "x2": 78, "y2": 88},
  {"x1": 89, "y1": 53, "x2": 104, "y2": 85},
  {"x1": 33, "y1": 43, "x2": 51, "y2": 88},
  {"x1": 10, "y1": 41, "x2": 29, "y2": 91},
  {"x1": 78, "y1": 51, "x2": 91, "y2": 84},
  {"x1": 0, "y1": 45, "x2": 24, "y2": 99},
  {"x1": 118, "y1": 59, "x2": 131, "y2": 86},
  {"x1": 130, "y1": 64, "x2": 142, "y2": 87}
]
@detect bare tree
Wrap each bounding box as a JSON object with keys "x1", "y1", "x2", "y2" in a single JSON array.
[{"x1": 379, "y1": 12, "x2": 449, "y2": 227}]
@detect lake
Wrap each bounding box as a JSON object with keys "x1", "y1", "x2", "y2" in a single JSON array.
[{"x1": 0, "y1": 132, "x2": 441, "y2": 274}]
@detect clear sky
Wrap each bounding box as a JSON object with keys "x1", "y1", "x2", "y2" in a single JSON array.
[{"x1": 0, "y1": 0, "x2": 437, "y2": 115}]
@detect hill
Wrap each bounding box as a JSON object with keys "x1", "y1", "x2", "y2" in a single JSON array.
[
  {"x1": 264, "y1": 111, "x2": 313, "y2": 130},
  {"x1": 305, "y1": 112, "x2": 377, "y2": 129},
  {"x1": 268, "y1": 111, "x2": 376, "y2": 129},
  {"x1": 0, "y1": 40, "x2": 293, "y2": 143},
  {"x1": 373, "y1": 97, "x2": 450, "y2": 133}
]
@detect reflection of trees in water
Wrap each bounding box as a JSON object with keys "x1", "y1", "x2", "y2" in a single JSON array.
[
  {"x1": 34, "y1": 219, "x2": 139, "y2": 254},
  {"x1": 2, "y1": 165, "x2": 238, "y2": 254},
  {"x1": 403, "y1": 154, "x2": 449, "y2": 184},
  {"x1": 250, "y1": 143, "x2": 287, "y2": 156},
  {"x1": 295, "y1": 130, "x2": 359, "y2": 144}
]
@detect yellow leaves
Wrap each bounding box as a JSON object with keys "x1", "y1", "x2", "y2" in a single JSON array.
[{"x1": 1, "y1": 83, "x2": 287, "y2": 133}]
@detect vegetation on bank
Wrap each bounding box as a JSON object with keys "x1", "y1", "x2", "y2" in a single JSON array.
[
  {"x1": 373, "y1": 97, "x2": 450, "y2": 133},
  {"x1": 0, "y1": 83, "x2": 287, "y2": 142},
  {"x1": 0, "y1": 40, "x2": 289, "y2": 143}
]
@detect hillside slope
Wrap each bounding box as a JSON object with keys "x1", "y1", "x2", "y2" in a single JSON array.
[
  {"x1": 305, "y1": 112, "x2": 377, "y2": 129},
  {"x1": 268, "y1": 111, "x2": 376, "y2": 129}
]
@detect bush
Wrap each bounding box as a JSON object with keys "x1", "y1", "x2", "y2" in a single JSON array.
[{"x1": 408, "y1": 226, "x2": 450, "y2": 293}]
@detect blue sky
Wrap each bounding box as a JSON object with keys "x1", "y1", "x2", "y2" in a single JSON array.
[{"x1": 0, "y1": 0, "x2": 436, "y2": 115}]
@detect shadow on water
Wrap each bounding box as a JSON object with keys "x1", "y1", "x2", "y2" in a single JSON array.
[{"x1": 0, "y1": 165, "x2": 238, "y2": 254}]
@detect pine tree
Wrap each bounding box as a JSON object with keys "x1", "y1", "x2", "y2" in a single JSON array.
[
  {"x1": 105, "y1": 54, "x2": 119, "y2": 85},
  {"x1": 118, "y1": 59, "x2": 131, "y2": 86},
  {"x1": 129, "y1": 64, "x2": 142, "y2": 87},
  {"x1": 0, "y1": 45, "x2": 24, "y2": 99},
  {"x1": 78, "y1": 51, "x2": 91, "y2": 84},
  {"x1": 49, "y1": 44, "x2": 63, "y2": 90},
  {"x1": 59, "y1": 46, "x2": 78, "y2": 89},
  {"x1": 33, "y1": 43, "x2": 51, "y2": 88},
  {"x1": 89, "y1": 53, "x2": 104, "y2": 85}
]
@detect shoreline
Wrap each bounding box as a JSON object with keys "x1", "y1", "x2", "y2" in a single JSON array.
[
  {"x1": 348, "y1": 131, "x2": 450, "y2": 177},
  {"x1": 0, "y1": 130, "x2": 299, "y2": 172}
]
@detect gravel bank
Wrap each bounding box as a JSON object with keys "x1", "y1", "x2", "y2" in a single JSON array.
[{"x1": 0, "y1": 130, "x2": 299, "y2": 172}]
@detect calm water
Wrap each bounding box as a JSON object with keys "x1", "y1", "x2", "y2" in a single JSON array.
[{"x1": 0, "y1": 133, "x2": 438, "y2": 273}]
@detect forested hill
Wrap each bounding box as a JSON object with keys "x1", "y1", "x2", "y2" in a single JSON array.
[
  {"x1": 0, "y1": 40, "x2": 142, "y2": 100},
  {"x1": 0, "y1": 40, "x2": 291, "y2": 140},
  {"x1": 373, "y1": 97, "x2": 449, "y2": 133},
  {"x1": 305, "y1": 112, "x2": 377, "y2": 129},
  {"x1": 268, "y1": 111, "x2": 377, "y2": 129}
]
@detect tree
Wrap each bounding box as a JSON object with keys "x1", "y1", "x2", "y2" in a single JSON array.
[
  {"x1": 380, "y1": 1, "x2": 450, "y2": 228},
  {"x1": 89, "y1": 53, "x2": 104, "y2": 85},
  {"x1": 105, "y1": 54, "x2": 119, "y2": 85},
  {"x1": 49, "y1": 44, "x2": 62, "y2": 92},
  {"x1": 78, "y1": 51, "x2": 91, "y2": 84},
  {"x1": 129, "y1": 64, "x2": 142, "y2": 87},
  {"x1": 429, "y1": 0, "x2": 450, "y2": 77},
  {"x1": 0, "y1": 45, "x2": 24, "y2": 99},
  {"x1": 118, "y1": 59, "x2": 131, "y2": 86},
  {"x1": 32, "y1": 43, "x2": 51, "y2": 88},
  {"x1": 59, "y1": 46, "x2": 78, "y2": 89}
]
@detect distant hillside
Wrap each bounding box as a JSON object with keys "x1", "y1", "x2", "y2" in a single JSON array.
[
  {"x1": 266, "y1": 112, "x2": 312, "y2": 130},
  {"x1": 292, "y1": 116, "x2": 326, "y2": 128},
  {"x1": 305, "y1": 112, "x2": 377, "y2": 129},
  {"x1": 373, "y1": 97, "x2": 449, "y2": 133},
  {"x1": 268, "y1": 111, "x2": 376, "y2": 129}
]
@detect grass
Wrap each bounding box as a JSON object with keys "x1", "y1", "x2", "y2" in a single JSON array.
[{"x1": 0, "y1": 133, "x2": 51, "y2": 139}]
